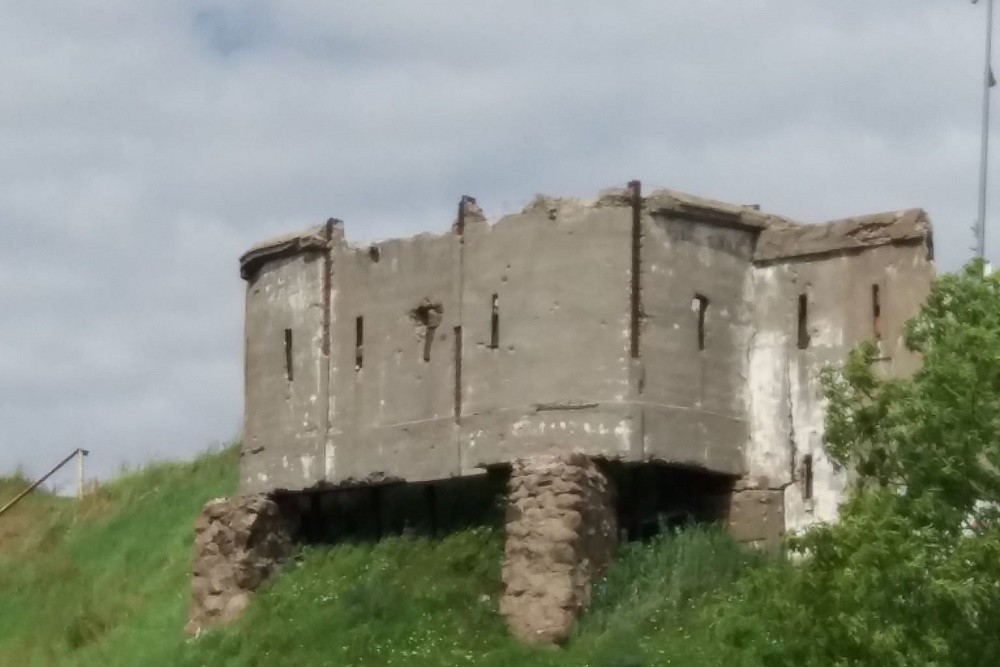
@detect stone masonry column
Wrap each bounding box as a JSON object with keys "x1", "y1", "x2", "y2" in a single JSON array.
[
  {"x1": 185, "y1": 495, "x2": 297, "y2": 636},
  {"x1": 500, "y1": 454, "x2": 617, "y2": 645}
]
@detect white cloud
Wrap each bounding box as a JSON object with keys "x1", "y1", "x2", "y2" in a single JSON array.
[{"x1": 0, "y1": 0, "x2": 992, "y2": 480}]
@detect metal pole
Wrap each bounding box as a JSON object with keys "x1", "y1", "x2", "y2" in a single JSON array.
[
  {"x1": 77, "y1": 449, "x2": 85, "y2": 500},
  {"x1": 0, "y1": 449, "x2": 82, "y2": 518},
  {"x1": 976, "y1": 0, "x2": 995, "y2": 260}
]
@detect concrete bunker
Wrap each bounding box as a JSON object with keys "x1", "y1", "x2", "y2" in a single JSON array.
[{"x1": 190, "y1": 184, "x2": 937, "y2": 643}]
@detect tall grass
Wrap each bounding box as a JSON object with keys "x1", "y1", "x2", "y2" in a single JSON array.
[
  {"x1": 0, "y1": 445, "x2": 238, "y2": 667},
  {"x1": 0, "y1": 448, "x2": 769, "y2": 667}
]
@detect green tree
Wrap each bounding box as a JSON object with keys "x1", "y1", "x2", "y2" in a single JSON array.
[{"x1": 713, "y1": 262, "x2": 1000, "y2": 666}]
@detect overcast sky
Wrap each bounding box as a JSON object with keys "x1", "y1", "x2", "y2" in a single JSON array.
[{"x1": 0, "y1": 1, "x2": 994, "y2": 486}]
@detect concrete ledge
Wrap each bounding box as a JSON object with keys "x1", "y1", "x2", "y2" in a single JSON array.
[
  {"x1": 461, "y1": 404, "x2": 640, "y2": 472},
  {"x1": 641, "y1": 404, "x2": 748, "y2": 476}
]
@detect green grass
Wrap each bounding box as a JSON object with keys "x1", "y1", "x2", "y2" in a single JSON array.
[{"x1": 0, "y1": 447, "x2": 771, "y2": 667}]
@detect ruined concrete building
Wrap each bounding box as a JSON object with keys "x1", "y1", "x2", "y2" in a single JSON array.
[{"x1": 188, "y1": 183, "x2": 935, "y2": 642}]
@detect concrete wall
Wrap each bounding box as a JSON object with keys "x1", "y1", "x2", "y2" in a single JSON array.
[
  {"x1": 237, "y1": 188, "x2": 936, "y2": 538},
  {"x1": 242, "y1": 250, "x2": 329, "y2": 493},
  {"x1": 748, "y1": 237, "x2": 935, "y2": 533},
  {"x1": 638, "y1": 213, "x2": 756, "y2": 475},
  {"x1": 459, "y1": 198, "x2": 635, "y2": 470},
  {"x1": 327, "y1": 231, "x2": 462, "y2": 486}
]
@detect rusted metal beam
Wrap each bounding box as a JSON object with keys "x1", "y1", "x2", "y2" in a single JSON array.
[{"x1": 0, "y1": 448, "x2": 90, "y2": 518}]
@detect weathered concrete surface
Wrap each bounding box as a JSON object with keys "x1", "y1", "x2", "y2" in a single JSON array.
[
  {"x1": 638, "y1": 209, "x2": 757, "y2": 475},
  {"x1": 726, "y1": 478, "x2": 785, "y2": 551},
  {"x1": 754, "y1": 209, "x2": 931, "y2": 263},
  {"x1": 241, "y1": 235, "x2": 332, "y2": 493},
  {"x1": 328, "y1": 229, "x2": 460, "y2": 486},
  {"x1": 237, "y1": 185, "x2": 937, "y2": 537},
  {"x1": 185, "y1": 495, "x2": 296, "y2": 636},
  {"x1": 747, "y1": 238, "x2": 935, "y2": 534},
  {"x1": 500, "y1": 454, "x2": 617, "y2": 645},
  {"x1": 459, "y1": 197, "x2": 634, "y2": 471}
]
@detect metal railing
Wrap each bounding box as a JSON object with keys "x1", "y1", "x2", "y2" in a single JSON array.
[{"x1": 0, "y1": 448, "x2": 90, "y2": 518}]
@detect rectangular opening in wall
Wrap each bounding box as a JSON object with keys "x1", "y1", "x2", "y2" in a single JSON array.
[
  {"x1": 453, "y1": 325, "x2": 463, "y2": 421},
  {"x1": 802, "y1": 454, "x2": 814, "y2": 501},
  {"x1": 694, "y1": 294, "x2": 709, "y2": 351},
  {"x1": 872, "y1": 284, "x2": 882, "y2": 339},
  {"x1": 355, "y1": 316, "x2": 364, "y2": 370},
  {"x1": 423, "y1": 333, "x2": 433, "y2": 363},
  {"x1": 284, "y1": 329, "x2": 294, "y2": 382},
  {"x1": 489, "y1": 293, "x2": 500, "y2": 350},
  {"x1": 797, "y1": 293, "x2": 810, "y2": 350}
]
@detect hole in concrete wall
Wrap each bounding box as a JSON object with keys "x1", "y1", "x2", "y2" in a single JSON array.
[
  {"x1": 284, "y1": 329, "x2": 294, "y2": 382},
  {"x1": 606, "y1": 463, "x2": 735, "y2": 542},
  {"x1": 410, "y1": 301, "x2": 443, "y2": 363},
  {"x1": 872, "y1": 284, "x2": 882, "y2": 339},
  {"x1": 797, "y1": 293, "x2": 810, "y2": 350},
  {"x1": 276, "y1": 469, "x2": 509, "y2": 546},
  {"x1": 368, "y1": 245, "x2": 381, "y2": 263},
  {"x1": 355, "y1": 316, "x2": 364, "y2": 370},
  {"x1": 693, "y1": 294, "x2": 709, "y2": 351},
  {"x1": 802, "y1": 454, "x2": 814, "y2": 501},
  {"x1": 490, "y1": 293, "x2": 500, "y2": 350}
]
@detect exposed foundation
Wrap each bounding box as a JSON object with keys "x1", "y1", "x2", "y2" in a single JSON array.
[
  {"x1": 609, "y1": 462, "x2": 734, "y2": 541},
  {"x1": 500, "y1": 454, "x2": 617, "y2": 645},
  {"x1": 274, "y1": 470, "x2": 507, "y2": 543},
  {"x1": 185, "y1": 460, "x2": 789, "y2": 640},
  {"x1": 185, "y1": 495, "x2": 297, "y2": 637},
  {"x1": 726, "y1": 478, "x2": 785, "y2": 551}
]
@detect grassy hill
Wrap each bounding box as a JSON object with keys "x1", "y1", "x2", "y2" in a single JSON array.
[{"x1": 0, "y1": 445, "x2": 765, "y2": 667}]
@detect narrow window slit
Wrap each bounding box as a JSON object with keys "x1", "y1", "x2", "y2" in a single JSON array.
[
  {"x1": 803, "y1": 454, "x2": 814, "y2": 501},
  {"x1": 694, "y1": 294, "x2": 709, "y2": 351},
  {"x1": 423, "y1": 330, "x2": 433, "y2": 362},
  {"x1": 284, "y1": 329, "x2": 294, "y2": 382},
  {"x1": 872, "y1": 284, "x2": 882, "y2": 339},
  {"x1": 453, "y1": 326, "x2": 463, "y2": 421},
  {"x1": 355, "y1": 316, "x2": 364, "y2": 370},
  {"x1": 797, "y1": 293, "x2": 810, "y2": 350},
  {"x1": 490, "y1": 293, "x2": 500, "y2": 350}
]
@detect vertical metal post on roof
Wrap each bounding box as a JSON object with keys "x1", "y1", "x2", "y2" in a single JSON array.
[{"x1": 974, "y1": 0, "x2": 996, "y2": 260}]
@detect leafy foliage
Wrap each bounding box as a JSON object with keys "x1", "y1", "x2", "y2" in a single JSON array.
[{"x1": 712, "y1": 262, "x2": 1000, "y2": 666}]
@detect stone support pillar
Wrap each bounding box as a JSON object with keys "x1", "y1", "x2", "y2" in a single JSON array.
[
  {"x1": 500, "y1": 454, "x2": 617, "y2": 645},
  {"x1": 185, "y1": 494, "x2": 297, "y2": 636}
]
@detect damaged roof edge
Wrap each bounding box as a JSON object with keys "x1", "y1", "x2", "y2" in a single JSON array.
[
  {"x1": 239, "y1": 225, "x2": 329, "y2": 280},
  {"x1": 642, "y1": 189, "x2": 797, "y2": 230},
  {"x1": 753, "y1": 208, "x2": 933, "y2": 264},
  {"x1": 237, "y1": 188, "x2": 935, "y2": 278}
]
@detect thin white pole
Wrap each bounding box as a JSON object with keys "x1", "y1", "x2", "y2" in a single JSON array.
[
  {"x1": 977, "y1": 0, "x2": 995, "y2": 260},
  {"x1": 77, "y1": 449, "x2": 85, "y2": 500}
]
